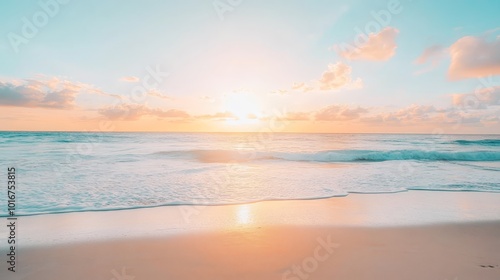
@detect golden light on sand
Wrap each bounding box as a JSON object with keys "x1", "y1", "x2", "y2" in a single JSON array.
[{"x1": 236, "y1": 204, "x2": 252, "y2": 224}]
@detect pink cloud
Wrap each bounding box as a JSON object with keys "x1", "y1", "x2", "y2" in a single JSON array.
[
  {"x1": 415, "y1": 45, "x2": 445, "y2": 65},
  {"x1": 452, "y1": 86, "x2": 500, "y2": 108},
  {"x1": 449, "y1": 35, "x2": 500, "y2": 80},
  {"x1": 147, "y1": 89, "x2": 172, "y2": 100},
  {"x1": 99, "y1": 104, "x2": 189, "y2": 121},
  {"x1": 290, "y1": 82, "x2": 314, "y2": 93},
  {"x1": 0, "y1": 78, "x2": 121, "y2": 109},
  {"x1": 285, "y1": 111, "x2": 311, "y2": 121},
  {"x1": 120, "y1": 76, "x2": 140, "y2": 83},
  {"x1": 391, "y1": 105, "x2": 438, "y2": 122},
  {"x1": 336, "y1": 27, "x2": 399, "y2": 61},
  {"x1": 318, "y1": 62, "x2": 363, "y2": 91},
  {"x1": 197, "y1": 111, "x2": 237, "y2": 120},
  {"x1": 315, "y1": 105, "x2": 368, "y2": 121}
]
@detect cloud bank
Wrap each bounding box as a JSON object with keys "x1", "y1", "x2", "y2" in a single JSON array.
[
  {"x1": 98, "y1": 104, "x2": 190, "y2": 121},
  {"x1": 0, "y1": 78, "x2": 120, "y2": 109}
]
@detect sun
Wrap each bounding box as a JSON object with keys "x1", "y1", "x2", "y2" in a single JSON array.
[{"x1": 224, "y1": 92, "x2": 261, "y2": 121}]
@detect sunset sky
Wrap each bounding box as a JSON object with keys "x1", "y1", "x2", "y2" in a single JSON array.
[{"x1": 0, "y1": 0, "x2": 499, "y2": 133}]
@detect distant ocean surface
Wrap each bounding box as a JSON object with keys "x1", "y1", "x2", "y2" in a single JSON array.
[{"x1": 1, "y1": 132, "x2": 499, "y2": 216}]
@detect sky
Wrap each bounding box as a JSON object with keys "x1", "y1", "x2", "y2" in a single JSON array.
[{"x1": 0, "y1": 0, "x2": 499, "y2": 133}]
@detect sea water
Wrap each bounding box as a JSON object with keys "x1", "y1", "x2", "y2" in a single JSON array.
[{"x1": 0, "y1": 132, "x2": 499, "y2": 216}]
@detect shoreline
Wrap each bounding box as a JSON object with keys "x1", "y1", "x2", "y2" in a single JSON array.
[
  {"x1": 1, "y1": 190, "x2": 500, "y2": 246},
  {"x1": 3, "y1": 188, "x2": 500, "y2": 219},
  {"x1": 1, "y1": 190, "x2": 500, "y2": 279}
]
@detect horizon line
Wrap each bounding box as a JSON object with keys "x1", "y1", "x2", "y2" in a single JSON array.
[{"x1": 1, "y1": 130, "x2": 499, "y2": 136}]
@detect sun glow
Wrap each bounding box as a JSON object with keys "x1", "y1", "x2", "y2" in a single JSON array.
[{"x1": 224, "y1": 93, "x2": 261, "y2": 121}]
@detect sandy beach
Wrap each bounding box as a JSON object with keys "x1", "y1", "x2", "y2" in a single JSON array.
[{"x1": 1, "y1": 191, "x2": 500, "y2": 280}]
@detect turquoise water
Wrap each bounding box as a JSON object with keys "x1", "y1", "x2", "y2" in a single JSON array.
[{"x1": 1, "y1": 132, "x2": 499, "y2": 216}]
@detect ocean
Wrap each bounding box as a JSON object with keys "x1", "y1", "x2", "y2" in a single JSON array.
[{"x1": 1, "y1": 132, "x2": 499, "y2": 216}]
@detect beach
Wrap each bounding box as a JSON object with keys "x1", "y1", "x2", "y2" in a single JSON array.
[
  {"x1": 2, "y1": 190, "x2": 500, "y2": 280},
  {"x1": 2, "y1": 0, "x2": 500, "y2": 278}
]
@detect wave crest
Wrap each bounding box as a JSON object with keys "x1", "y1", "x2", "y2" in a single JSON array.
[
  {"x1": 153, "y1": 149, "x2": 500, "y2": 163},
  {"x1": 452, "y1": 139, "x2": 500, "y2": 146}
]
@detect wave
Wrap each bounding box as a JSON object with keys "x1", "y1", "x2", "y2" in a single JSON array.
[
  {"x1": 4, "y1": 187, "x2": 500, "y2": 218},
  {"x1": 452, "y1": 139, "x2": 500, "y2": 146},
  {"x1": 153, "y1": 149, "x2": 500, "y2": 163}
]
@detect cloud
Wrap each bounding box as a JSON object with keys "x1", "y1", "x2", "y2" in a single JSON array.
[
  {"x1": 436, "y1": 108, "x2": 500, "y2": 126},
  {"x1": 302, "y1": 85, "x2": 315, "y2": 92},
  {"x1": 336, "y1": 27, "x2": 399, "y2": 61},
  {"x1": 84, "y1": 87, "x2": 123, "y2": 100},
  {"x1": 0, "y1": 78, "x2": 75, "y2": 109},
  {"x1": 449, "y1": 35, "x2": 500, "y2": 80},
  {"x1": 285, "y1": 111, "x2": 311, "y2": 121},
  {"x1": 197, "y1": 111, "x2": 237, "y2": 120},
  {"x1": 315, "y1": 105, "x2": 368, "y2": 121},
  {"x1": 289, "y1": 62, "x2": 362, "y2": 93},
  {"x1": 290, "y1": 82, "x2": 314, "y2": 92},
  {"x1": 0, "y1": 77, "x2": 123, "y2": 109},
  {"x1": 147, "y1": 89, "x2": 172, "y2": 100},
  {"x1": 292, "y1": 82, "x2": 305, "y2": 90},
  {"x1": 452, "y1": 86, "x2": 500, "y2": 108},
  {"x1": 120, "y1": 76, "x2": 140, "y2": 83},
  {"x1": 98, "y1": 104, "x2": 189, "y2": 121},
  {"x1": 270, "y1": 89, "x2": 288, "y2": 95},
  {"x1": 318, "y1": 62, "x2": 363, "y2": 91},
  {"x1": 415, "y1": 45, "x2": 445, "y2": 65},
  {"x1": 0, "y1": 82, "x2": 74, "y2": 109},
  {"x1": 362, "y1": 105, "x2": 439, "y2": 124},
  {"x1": 360, "y1": 104, "x2": 499, "y2": 127},
  {"x1": 199, "y1": 95, "x2": 216, "y2": 103}
]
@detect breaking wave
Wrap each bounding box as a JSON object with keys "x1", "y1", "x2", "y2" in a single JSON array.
[
  {"x1": 452, "y1": 139, "x2": 500, "y2": 146},
  {"x1": 153, "y1": 149, "x2": 500, "y2": 163}
]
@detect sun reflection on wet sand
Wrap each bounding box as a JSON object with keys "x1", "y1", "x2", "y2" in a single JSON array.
[{"x1": 237, "y1": 204, "x2": 252, "y2": 225}]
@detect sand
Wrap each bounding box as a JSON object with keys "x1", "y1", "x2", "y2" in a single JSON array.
[{"x1": 1, "y1": 191, "x2": 500, "y2": 280}]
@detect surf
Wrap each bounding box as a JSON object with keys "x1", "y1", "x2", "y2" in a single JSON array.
[{"x1": 152, "y1": 149, "x2": 500, "y2": 163}]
